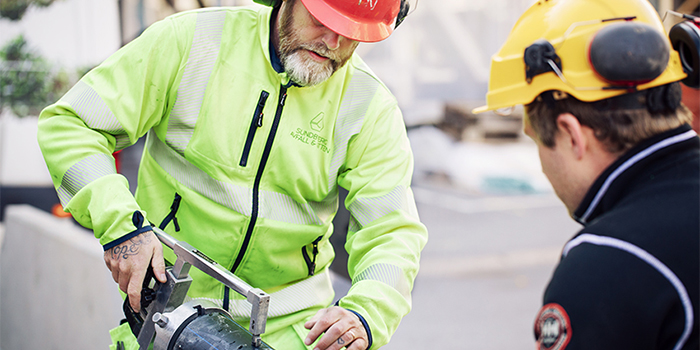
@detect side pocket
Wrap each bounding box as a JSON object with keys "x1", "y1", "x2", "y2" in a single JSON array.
[{"x1": 301, "y1": 236, "x2": 323, "y2": 276}]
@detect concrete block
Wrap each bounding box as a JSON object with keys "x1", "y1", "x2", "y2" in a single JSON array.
[{"x1": 1, "y1": 205, "x2": 123, "y2": 350}]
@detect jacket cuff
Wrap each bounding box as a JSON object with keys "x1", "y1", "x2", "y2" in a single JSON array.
[
  {"x1": 102, "y1": 211, "x2": 152, "y2": 251},
  {"x1": 346, "y1": 309, "x2": 373, "y2": 350}
]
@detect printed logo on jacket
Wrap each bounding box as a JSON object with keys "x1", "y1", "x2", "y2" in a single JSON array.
[{"x1": 290, "y1": 112, "x2": 330, "y2": 153}]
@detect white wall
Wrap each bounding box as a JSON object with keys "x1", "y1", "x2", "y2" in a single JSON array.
[
  {"x1": 0, "y1": 0, "x2": 120, "y2": 69},
  {"x1": 0, "y1": 112, "x2": 52, "y2": 186},
  {"x1": 1, "y1": 205, "x2": 123, "y2": 350}
]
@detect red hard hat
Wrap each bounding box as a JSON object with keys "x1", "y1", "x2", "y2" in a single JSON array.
[{"x1": 300, "y1": 0, "x2": 401, "y2": 42}]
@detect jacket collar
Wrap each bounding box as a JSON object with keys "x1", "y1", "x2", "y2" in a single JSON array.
[
  {"x1": 573, "y1": 124, "x2": 698, "y2": 225},
  {"x1": 258, "y1": 6, "x2": 294, "y2": 86},
  {"x1": 267, "y1": 6, "x2": 285, "y2": 74}
]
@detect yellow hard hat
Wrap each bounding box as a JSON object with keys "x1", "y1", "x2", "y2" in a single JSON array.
[{"x1": 473, "y1": 0, "x2": 687, "y2": 114}]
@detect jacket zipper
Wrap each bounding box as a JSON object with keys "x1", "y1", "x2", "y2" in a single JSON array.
[
  {"x1": 302, "y1": 235, "x2": 323, "y2": 276},
  {"x1": 240, "y1": 90, "x2": 270, "y2": 167},
  {"x1": 231, "y1": 85, "x2": 288, "y2": 275}
]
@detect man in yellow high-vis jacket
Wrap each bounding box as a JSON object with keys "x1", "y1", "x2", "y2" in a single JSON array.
[{"x1": 37, "y1": 0, "x2": 427, "y2": 349}]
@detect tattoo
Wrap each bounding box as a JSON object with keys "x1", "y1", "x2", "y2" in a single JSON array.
[
  {"x1": 338, "y1": 338, "x2": 346, "y2": 345},
  {"x1": 111, "y1": 233, "x2": 152, "y2": 260}
]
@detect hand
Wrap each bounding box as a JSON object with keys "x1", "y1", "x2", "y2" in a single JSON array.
[
  {"x1": 304, "y1": 306, "x2": 368, "y2": 350},
  {"x1": 103, "y1": 230, "x2": 167, "y2": 312}
]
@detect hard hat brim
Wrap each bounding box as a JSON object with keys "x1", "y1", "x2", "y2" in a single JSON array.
[{"x1": 300, "y1": 0, "x2": 395, "y2": 42}]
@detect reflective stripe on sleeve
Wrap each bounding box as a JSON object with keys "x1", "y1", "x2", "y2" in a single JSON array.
[
  {"x1": 186, "y1": 268, "x2": 334, "y2": 318},
  {"x1": 60, "y1": 80, "x2": 130, "y2": 151},
  {"x1": 352, "y1": 263, "x2": 411, "y2": 300},
  {"x1": 166, "y1": 10, "x2": 226, "y2": 156},
  {"x1": 348, "y1": 185, "x2": 413, "y2": 228},
  {"x1": 57, "y1": 153, "x2": 117, "y2": 205},
  {"x1": 348, "y1": 215, "x2": 361, "y2": 234}
]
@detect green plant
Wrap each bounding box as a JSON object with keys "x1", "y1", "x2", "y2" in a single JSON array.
[
  {"x1": 0, "y1": 34, "x2": 52, "y2": 117},
  {"x1": 0, "y1": 0, "x2": 59, "y2": 21}
]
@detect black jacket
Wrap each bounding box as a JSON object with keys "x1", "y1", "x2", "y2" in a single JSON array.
[{"x1": 534, "y1": 124, "x2": 700, "y2": 350}]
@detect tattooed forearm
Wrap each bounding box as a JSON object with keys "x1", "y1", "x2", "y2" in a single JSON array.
[{"x1": 111, "y1": 232, "x2": 152, "y2": 260}]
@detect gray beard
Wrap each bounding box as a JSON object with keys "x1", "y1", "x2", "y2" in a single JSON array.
[{"x1": 281, "y1": 49, "x2": 335, "y2": 87}]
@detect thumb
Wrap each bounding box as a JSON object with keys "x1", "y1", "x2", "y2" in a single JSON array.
[{"x1": 151, "y1": 244, "x2": 167, "y2": 283}]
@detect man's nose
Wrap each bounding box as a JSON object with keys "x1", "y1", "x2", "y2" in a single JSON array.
[{"x1": 322, "y1": 30, "x2": 341, "y2": 50}]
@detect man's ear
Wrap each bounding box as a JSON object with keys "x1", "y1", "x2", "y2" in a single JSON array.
[{"x1": 556, "y1": 113, "x2": 587, "y2": 160}]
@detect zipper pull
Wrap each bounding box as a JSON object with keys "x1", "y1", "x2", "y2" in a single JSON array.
[
  {"x1": 280, "y1": 88, "x2": 288, "y2": 107},
  {"x1": 255, "y1": 91, "x2": 269, "y2": 127},
  {"x1": 310, "y1": 236, "x2": 322, "y2": 276}
]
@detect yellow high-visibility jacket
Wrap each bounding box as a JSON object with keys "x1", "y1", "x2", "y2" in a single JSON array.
[{"x1": 38, "y1": 6, "x2": 427, "y2": 349}]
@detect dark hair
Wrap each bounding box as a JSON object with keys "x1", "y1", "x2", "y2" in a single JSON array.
[{"x1": 525, "y1": 83, "x2": 693, "y2": 153}]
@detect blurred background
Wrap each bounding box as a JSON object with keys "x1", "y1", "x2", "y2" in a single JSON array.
[{"x1": 0, "y1": 0, "x2": 698, "y2": 349}]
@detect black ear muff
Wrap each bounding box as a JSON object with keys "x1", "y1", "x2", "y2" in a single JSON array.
[
  {"x1": 669, "y1": 20, "x2": 700, "y2": 88},
  {"x1": 646, "y1": 82, "x2": 682, "y2": 113},
  {"x1": 395, "y1": 0, "x2": 409, "y2": 28},
  {"x1": 253, "y1": 0, "x2": 281, "y2": 7},
  {"x1": 589, "y1": 22, "x2": 670, "y2": 86}
]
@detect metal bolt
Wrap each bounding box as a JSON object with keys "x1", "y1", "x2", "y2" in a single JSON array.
[{"x1": 152, "y1": 312, "x2": 169, "y2": 328}]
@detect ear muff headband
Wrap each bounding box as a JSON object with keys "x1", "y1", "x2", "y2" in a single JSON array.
[
  {"x1": 669, "y1": 20, "x2": 700, "y2": 88},
  {"x1": 588, "y1": 82, "x2": 682, "y2": 113}
]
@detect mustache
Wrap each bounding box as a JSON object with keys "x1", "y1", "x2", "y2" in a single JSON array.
[{"x1": 296, "y1": 42, "x2": 343, "y2": 63}]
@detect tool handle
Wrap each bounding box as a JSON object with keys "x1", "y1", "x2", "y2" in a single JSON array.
[
  {"x1": 151, "y1": 227, "x2": 257, "y2": 296},
  {"x1": 151, "y1": 226, "x2": 270, "y2": 339},
  {"x1": 152, "y1": 226, "x2": 177, "y2": 250},
  {"x1": 122, "y1": 265, "x2": 157, "y2": 337}
]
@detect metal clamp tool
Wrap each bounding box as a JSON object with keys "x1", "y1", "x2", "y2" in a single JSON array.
[{"x1": 126, "y1": 227, "x2": 272, "y2": 349}]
